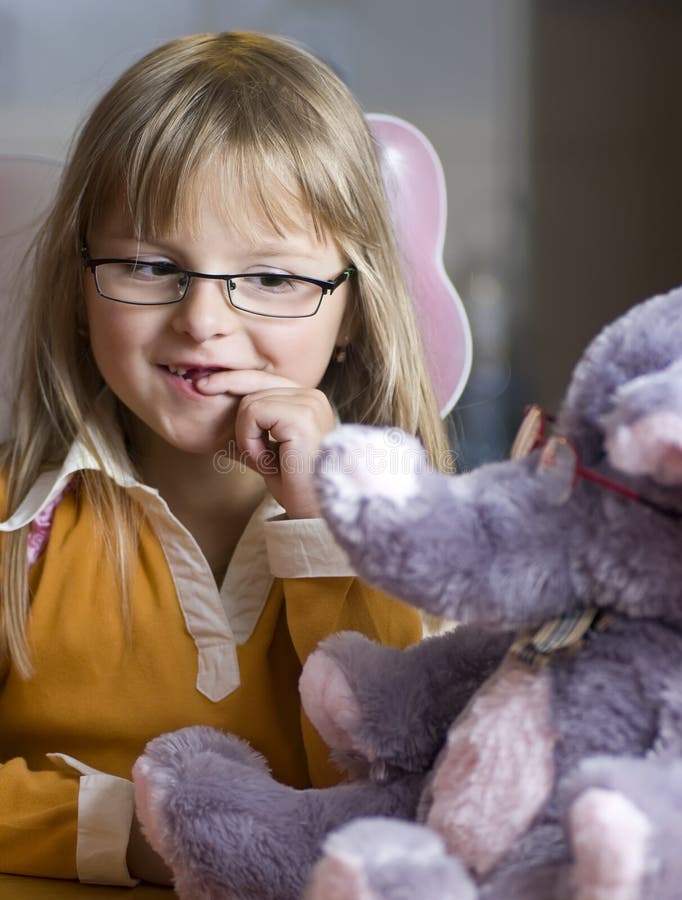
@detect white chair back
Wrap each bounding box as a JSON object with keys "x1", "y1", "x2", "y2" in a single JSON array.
[{"x1": 0, "y1": 156, "x2": 62, "y2": 439}]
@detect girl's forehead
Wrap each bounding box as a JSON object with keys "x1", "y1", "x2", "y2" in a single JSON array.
[
  {"x1": 196, "y1": 169, "x2": 316, "y2": 240},
  {"x1": 90, "y1": 151, "x2": 345, "y2": 254},
  {"x1": 92, "y1": 182, "x2": 340, "y2": 258}
]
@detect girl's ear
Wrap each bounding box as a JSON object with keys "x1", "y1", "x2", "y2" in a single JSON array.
[{"x1": 336, "y1": 294, "x2": 359, "y2": 349}]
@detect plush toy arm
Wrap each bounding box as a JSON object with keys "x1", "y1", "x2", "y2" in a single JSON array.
[
  {"x1": 604, "y1": 358, "x2": 682, "y2": 485},
  {"x1": 316, "y1": 425, "x2": 580, "y2": 629},
  {"x1": 300, "y1": 625, "x2": 511, "y2": 778}
]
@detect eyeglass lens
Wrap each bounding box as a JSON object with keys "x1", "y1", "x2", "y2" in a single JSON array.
[{"x1": 537, "y1": 438, "x2": 577, "y2": 505}]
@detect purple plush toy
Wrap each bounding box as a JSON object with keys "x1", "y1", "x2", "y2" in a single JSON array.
[{"x1": 134, "y1": 286, "x2": 682, "y2": 899}]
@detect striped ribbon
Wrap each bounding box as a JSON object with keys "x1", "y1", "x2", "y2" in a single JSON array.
[{"x1": 510, "y1": 608, "x2": 611, "y2": 669}]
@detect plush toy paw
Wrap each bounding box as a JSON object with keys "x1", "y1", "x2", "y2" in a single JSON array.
[
  {"x1": 300, "y1": 629, "x2": 468, "y2": 780},
  {"x1": 315, "y1": 425, "x2": 429, "y2": 560},
  {"x1": 315, "y1": 425, "x2": 468, "y2": 620},
  {"x1": 133, "y1": 726, "x2": 314, "y2": 900},
  {"x1": 317, "y1": 424, "x2": 428, "y2": 511},
  {"x1": 304, "y1": 818, "x2": 475, "y2": 900},
  {"x1": 300, "y1": 631, "x2": 416, "y2": 779},
  {"x1": 133, "y1": 726, "x2": 268, "y2": 861},
  {"x1": 300, "y1": 637, "x2": 365, "y2": 761},
  {"x1": 569, "y1": 787, "x2": 651, "y2": 900},
  {"x1": 561, "y1": 754, "x2": 682, "y2": 900}
]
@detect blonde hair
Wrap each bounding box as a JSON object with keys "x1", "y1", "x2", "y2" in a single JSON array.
[{"x1": 1, "y1": 31, "x2": 450, "y2": 675}]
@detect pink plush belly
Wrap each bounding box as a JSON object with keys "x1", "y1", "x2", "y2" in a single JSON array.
[{"x1": 426, "y1": 656, "x2": 556, "y2": 876}]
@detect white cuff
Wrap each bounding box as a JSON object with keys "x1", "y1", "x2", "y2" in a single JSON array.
[
  {"x1": 264, "y1": 515, "x2": 355, "y2": 578},
  {"x1": 48, "y1": 753, "x2": 138, "y2": 886}
]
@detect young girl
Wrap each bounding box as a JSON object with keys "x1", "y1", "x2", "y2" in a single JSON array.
[{"x1": 0, "y1": 32, "x2": 451, "y2": 886}]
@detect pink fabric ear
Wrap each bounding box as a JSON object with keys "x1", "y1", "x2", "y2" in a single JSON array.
[
  {"x1": 0, "y1": 155, "x2": 62, "y2": 440},
  {"x1": 606, "y1": 412, "x2": 682, "y2": 485},
  {"x1": 367, "y1": 114, "x2": 472, "y2": 417}
]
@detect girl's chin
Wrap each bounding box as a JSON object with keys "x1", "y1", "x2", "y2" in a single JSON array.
[
  {"x1": 165, "y1": 430, "x2": 238, "y2": 458},
  {"x1": 130, "y1": 416, "x2": 238, "y2": 461}
]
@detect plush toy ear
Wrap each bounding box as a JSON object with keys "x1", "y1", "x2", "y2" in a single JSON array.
[
  {"x1": 606, "y1": 412, "x2": 682, "y2": 485},
  {"x1": 603, "y1": 359, "x2": 682, "y2": 486}
]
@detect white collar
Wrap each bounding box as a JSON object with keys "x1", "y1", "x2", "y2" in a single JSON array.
[{"x1": 0, "y1": 410, "x2": 282, "y2": 702}]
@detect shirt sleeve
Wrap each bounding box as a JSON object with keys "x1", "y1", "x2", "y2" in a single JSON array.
[
  {"x1": 0, "y1": 753, "x2": 137, "y2": 885},
  {"x1": 48, "y1": 753, "x2": 138, "y2": 886},
  {"x1": 0, "y1": 756, "x2": 79, "y2": 879},
  {"x1": 264, "y1": 514, "x2": 355, "y2": 578},
  {"x1": 280, "y1": 573, "x2": 424, "y2": 787}
]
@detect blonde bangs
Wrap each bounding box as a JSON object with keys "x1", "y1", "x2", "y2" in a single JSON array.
[{"x1": 84, "y1": 85, "x2": 362, "y2": 249}]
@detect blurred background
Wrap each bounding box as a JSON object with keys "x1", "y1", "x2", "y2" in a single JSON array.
[{"x1": 2, "y1": 0, "x2": 682, "y2": 469}]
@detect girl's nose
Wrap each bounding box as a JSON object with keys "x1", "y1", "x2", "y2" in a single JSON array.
[{"x1": 170, "y1": 276, "x2": 239, "y2": 342}]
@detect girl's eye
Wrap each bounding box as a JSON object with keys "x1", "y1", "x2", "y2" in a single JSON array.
[
  {"x1": 231, "y1": 273, "x2": 318, "y2": 313},
  {"x1": 245, "y1": 273, "x2": 296, "y2": 292},
  {"x1": 126, "y1": 261, "x2": 178, "y2": 280}
]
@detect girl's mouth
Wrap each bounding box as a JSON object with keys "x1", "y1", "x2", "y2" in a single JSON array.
[{"x1": 164, "y1": 364, "x2": 224, "y2": 383}]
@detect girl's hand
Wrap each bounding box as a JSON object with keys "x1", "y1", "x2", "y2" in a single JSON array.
[{"x1": 196, "y1": 370, "x2": 336, "y2": 518}]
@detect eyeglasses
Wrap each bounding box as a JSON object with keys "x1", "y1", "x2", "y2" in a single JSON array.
[
  {"x1": 511, "y1": 404, "x2": 682, "y2": 522},
  {"x1": 80, "y1": 245, "x2": 355, "y2": 318}
]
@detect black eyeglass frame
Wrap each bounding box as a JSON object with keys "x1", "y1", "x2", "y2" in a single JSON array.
[{"x1": 80, "y1": 245, "x2": 356, "y2": 319}]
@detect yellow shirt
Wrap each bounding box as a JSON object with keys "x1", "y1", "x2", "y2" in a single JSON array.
[{"x1": 0, "y1": 431, "x2": 421, "y2": 885}]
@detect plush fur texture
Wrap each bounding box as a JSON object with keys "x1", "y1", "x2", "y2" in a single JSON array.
[
  {"x1": 133, "y1": 287, "x2": 682, "y2": 899},
  {"x1": 304, "y1": 818, "x2": 475, "y2": 900}
]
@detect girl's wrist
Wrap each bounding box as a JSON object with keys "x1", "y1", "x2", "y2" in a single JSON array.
[
  {"x1": 126, "y1": 813, "x2": 173, "y2": 885},
  {"x1": 280, "y1": 496, "x2": 321, "y2": 520}
]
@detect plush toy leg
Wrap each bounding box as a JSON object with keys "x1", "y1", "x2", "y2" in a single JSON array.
[
  {"x1": 559, "y1": 754, "x2": 682, "y2": 900},
  {"x1": 134, "y1": 725, "x2": 426, "y2": 900},
  {"x1": 569, "y1": 788, "x2": 650, "y2": 900},
  {"x1": 304, "y1": 818, "x2": 476, "y2": 900},
  {"x1": 300, "y1": 627, "x2": 511, "y2": 778},
  {"x1": 134, "y1": 726, "x2": 294, "y2": 900}
]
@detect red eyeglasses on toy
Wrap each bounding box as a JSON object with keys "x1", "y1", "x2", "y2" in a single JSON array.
[{"x1": 511, "y1": 404, "x2": 682, "y2": 521}]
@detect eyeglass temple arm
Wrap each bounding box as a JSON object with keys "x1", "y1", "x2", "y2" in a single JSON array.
[
  {"x1": 576, "y1": 462, "x2": 682, "y2": 521},
  {"x1": 329, "y1": 267, "x2": 356, "y2": 293},
  {"x1": 575, "y1": 464, "x2": 640, "y2": 501}
]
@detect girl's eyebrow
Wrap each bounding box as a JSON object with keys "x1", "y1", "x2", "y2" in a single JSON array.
[
  {"x1": 239, "y1": 238, "x2": 328, "y2": 261},
  {"x1": 93, "y1": 231, "x2": 330, "y2": 264}
]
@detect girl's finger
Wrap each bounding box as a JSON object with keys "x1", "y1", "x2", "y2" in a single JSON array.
[
  {"x1": 194, "y1": 368, "x2": 298, "y2": 396},
  {"x1": 235, "y1": 391, "x2": 334, "y2": 471}
]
